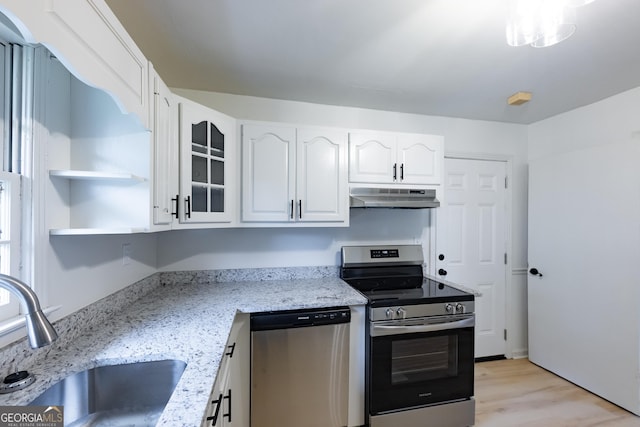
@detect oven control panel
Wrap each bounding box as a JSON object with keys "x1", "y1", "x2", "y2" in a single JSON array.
[
  {"x1": 370, "y1": 301, "x2": 475, "y2": 321},
  {"x1": 370, "y1": 249, "x2": 399, "y2": 258}
]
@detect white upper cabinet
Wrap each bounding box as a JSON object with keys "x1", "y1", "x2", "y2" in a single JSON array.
[
  {"x1": 150, "y1": 65, "x2": 178, "y2": 228},
  {"x1": 296, "y1": 128, "x2": 348, "y2": 222},
  {"x1": 178, "y1": 97, "x2": 236, "y2": 225},
  {"x1": 242, "y1": 124, "x2": 295, "y2": 222},
  {"x1": 242, "y1": 123, "x2": 348, "y2": 225},
  {"x1": 396, "y1": 133, "x2": 443, "y2": 184},
  {"x1": 0, "y1": 0, "x2": 149, "y2": 127},
  {"x1": 349, "y1": 131, "x2": 443, "y2": 185}
]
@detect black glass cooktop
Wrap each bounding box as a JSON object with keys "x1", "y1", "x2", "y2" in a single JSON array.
[{"x1": 345, "y1": 276, "x2": 474, "y2": 307}]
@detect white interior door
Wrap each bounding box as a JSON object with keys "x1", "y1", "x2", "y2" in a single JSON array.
[
  {"x1": 436, "y1": 158, "x2": 507, "y2": 358},
  {"x1": 528, "y1": 141, "x2": 640, "y2": 415}
]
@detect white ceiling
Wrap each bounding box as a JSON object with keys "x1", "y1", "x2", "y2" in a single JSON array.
[{"x1": 105, "y1": 0, "x2": 640, "y2": 124}]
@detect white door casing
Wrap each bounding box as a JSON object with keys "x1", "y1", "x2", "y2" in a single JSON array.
[{"x1": 437, "y1": 158, "x2": 507, "y2": 358}]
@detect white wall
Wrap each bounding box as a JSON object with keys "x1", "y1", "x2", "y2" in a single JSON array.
[
  {"x1": 529, "y1": 86, "x2": 640, "y2": 160},
  {"x1": 165, "y1": 89, "x2": 530, "y2": 357}
]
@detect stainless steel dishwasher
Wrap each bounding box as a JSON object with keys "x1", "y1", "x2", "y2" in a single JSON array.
[{"x1": 250, "y1": 307, "x2": 351, "y2": 427}]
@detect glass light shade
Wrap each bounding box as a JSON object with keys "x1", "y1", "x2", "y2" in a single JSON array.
[
  {"x1": 531, "y1": 2, "x2": 576, "y2": 47},
  {"x1": 506, "y1": 0, "x2": 542, "y2": 46},
  {"x1": 506, "y1": 0, "x2": 580, "y2": 48},
  {"x1": 566, "y1": 0, "x2": 596, "y2": 7}
]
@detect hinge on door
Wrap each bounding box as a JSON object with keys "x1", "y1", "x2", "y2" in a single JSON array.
[{"x1": 504, "y1": 329, "x2": 507, "y2": 341}]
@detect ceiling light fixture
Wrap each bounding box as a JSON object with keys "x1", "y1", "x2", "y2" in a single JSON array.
[{"x1": 506, "y1": 0, "x2": 596, "y2": 48}]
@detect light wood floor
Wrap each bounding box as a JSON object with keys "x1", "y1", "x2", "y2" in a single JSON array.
[{"x1": 475, "y1": 358, "x2": 640, "y2": 427}]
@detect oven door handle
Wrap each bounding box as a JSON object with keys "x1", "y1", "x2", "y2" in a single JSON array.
[{"x1": 370, "y1": 316, "x2": 474, "y2": 337}]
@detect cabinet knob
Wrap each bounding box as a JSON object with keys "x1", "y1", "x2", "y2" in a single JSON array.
[{"x1": 438, "y1": 268, "x2": 448, "y2": 276}]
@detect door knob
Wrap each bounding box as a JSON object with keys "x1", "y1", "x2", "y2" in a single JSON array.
[
  {"x1": 438, "y1": 254, "x2": 445, "y2": 261},
  {"x1": 529, "y1": 268, "x2": 543, "y2": 277},
  {"x1": 438, "y1": 268, "x2": 447, "y2": 276}
]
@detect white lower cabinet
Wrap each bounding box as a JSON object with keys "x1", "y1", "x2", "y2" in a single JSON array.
[
  {"x1": 202, "y1": 313, "x2": 250, "y2": 427},
  {"x1": 241, "y1": 123, "x2": 349, "y2": 225}
]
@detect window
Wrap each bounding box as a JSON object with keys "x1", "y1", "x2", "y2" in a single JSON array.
[
  {"x1": 0, "y1": 40, "x2": 29, "y2": 323},
  {"x1": 0, "y1": 171, "x2": 20, "y2": 320}
]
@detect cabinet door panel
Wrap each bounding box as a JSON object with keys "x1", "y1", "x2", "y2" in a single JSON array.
[
  {"x1": 349, "y1": 133, "x2": 395, "y2": 183},
  {"x1": 397, "y1": 134, "x2": 443, "y2": 185},
  {"x1": 297, "y1": 128, "x2": 348, "y2": 222},
  {"x1": 179, "y1": 100, "x2": 235, "y2": 223},
  {"x1": 152, "y1": 70, "x2": 177, "y2": 226},
  {"x1": 241, "y1": 124, "x2": 296, "y2": 222}
]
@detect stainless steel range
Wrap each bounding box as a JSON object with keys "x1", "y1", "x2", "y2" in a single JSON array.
[{"x1": 340, "y1": 244, "x2": 475, "y2": 427}]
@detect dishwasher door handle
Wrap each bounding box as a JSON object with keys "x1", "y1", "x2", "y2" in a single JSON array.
[{"x1": 370, "y1": 316, "x2": 475, "y2": 337}]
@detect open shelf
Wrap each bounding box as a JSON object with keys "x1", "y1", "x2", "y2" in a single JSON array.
[
  {"x1": 49, "y1": 227, "x2": 148, "y2": 236},
  {"x1": 49, "y1": 170, "x2": 146, "y2": 182}
]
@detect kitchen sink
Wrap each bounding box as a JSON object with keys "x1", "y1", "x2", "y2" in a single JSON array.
[{"x1": 29, "y1": 359, "x2": 187, "y2": 426}]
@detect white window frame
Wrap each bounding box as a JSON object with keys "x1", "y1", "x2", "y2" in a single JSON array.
[{"x1": 0, "y1": 171, "x2": 21, "y2": 321}]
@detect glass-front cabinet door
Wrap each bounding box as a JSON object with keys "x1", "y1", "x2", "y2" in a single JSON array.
[{"x1": 179, "y1": 98, "x2": 235, "y2": 224}]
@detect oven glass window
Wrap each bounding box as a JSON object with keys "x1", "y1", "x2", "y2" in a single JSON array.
[{"x1": 391, "y1": 335, "x2": 458, "y2": 385}]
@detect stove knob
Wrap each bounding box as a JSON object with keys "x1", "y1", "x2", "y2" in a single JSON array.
[
  {"x1": 455, "y1": 303, "x2": 465, "y2": 313},
  {"x1": 445, "y1": 303, "x2": 454, "y2": 314},
  {"x1": 385, "y1": 308, "x2": 394, "y2": 319},
  {"x1": 396, "y1": 307, "x2": 406, "y2": 319}
]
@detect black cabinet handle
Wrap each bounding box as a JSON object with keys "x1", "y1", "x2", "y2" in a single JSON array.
[
  {"x1": 206, "y1": 393, "x2": 223, "y2": 425},
  {"x1": 298, "y1": 200, "x2": 302, "y2": 219},
  {"x1": 185, "y1": 196, "x2": 191, "y2": 219},
  {"x1": 529, "y1": 268, "x2": 543, "y2": 277},
  {"x1": 171, "y1": 194, "x2": 179, "y2": 219},
  {"x1": 223, "y1": 389, "x2": 232, "y2": 422},
  {"x1": 290, "y1": 200, "x2": 294, "y2": 219},
  {"x1": 438, "y1": 268, "x2": 447, "y2": 276},
  {"x1": 400, "y1": 163, "x2": 404, "y2": 180},
  {"x1": 438, "y1": 254, "x2": 445, "y2": 261},
  {"x1": 393, "y1": 163, "x2": 397, "y2": 181},
  {"x1": 225, "y1": 342, "x2": 235, "y2": 358}
]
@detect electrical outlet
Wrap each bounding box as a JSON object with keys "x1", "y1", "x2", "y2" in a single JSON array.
[{"x1": 122, "y1": 243, "x2": 132, "y2": 266}]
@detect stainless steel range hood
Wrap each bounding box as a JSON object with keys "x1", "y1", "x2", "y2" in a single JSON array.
[{"x1": 349, "y1": 187, "x2": 440, "y2": 209}]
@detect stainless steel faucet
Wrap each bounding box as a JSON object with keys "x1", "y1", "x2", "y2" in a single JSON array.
[{"x1": 0, "y1": 273, "x2": 58, "y2": 348}]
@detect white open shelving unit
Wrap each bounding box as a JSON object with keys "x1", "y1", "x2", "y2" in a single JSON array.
[{"x1": 44, "y1": 54, "x2": 152, "y2": 236}]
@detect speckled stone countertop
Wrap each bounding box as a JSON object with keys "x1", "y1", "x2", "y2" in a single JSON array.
[{"x1": 0, "y1": 275, "x2": 367, "y2": 427}]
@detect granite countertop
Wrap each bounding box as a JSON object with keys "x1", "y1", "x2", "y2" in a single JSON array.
[{"x1": 0, "y1": 277, "x2": 367, "y2": 427}]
